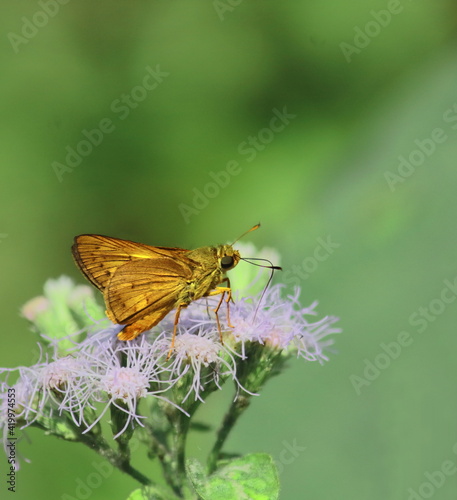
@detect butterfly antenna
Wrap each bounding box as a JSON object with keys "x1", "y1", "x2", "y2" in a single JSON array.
[{"x1": 231, "y1": 223, "x2": 261, "y2": 245}]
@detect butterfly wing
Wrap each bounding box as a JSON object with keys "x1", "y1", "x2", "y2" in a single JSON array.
[
  {"x1": 72, "y1": 234, "x2": 197, "y2": 340},
  {"x1": 72, "y1": 234, "x2": 191, "y2": 292},
  {"x1": 106, "y1": 259, "x2": 186, "y2": 320}
]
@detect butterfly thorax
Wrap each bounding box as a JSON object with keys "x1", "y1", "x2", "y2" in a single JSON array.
[{"x1": 184, "y1": 244, "x2": 240, "y2": 300}]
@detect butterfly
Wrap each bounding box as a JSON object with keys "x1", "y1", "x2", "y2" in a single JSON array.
[{"x1": 72, "y1": 225, "x2": 275, "y2": 354}]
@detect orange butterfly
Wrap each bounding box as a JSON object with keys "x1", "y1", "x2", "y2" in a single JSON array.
[{"x1": 72, "y1": 225, "x2": 262, "y2": 353}]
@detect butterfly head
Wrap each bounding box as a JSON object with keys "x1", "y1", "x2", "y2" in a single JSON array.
[{"x1": 217, "y1": 244, "x2": 241, "y2": 272}]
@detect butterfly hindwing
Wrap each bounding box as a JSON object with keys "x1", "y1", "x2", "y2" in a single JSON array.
[{"x1": 106, "y1": 257, "x2": 192, "y2": 324}]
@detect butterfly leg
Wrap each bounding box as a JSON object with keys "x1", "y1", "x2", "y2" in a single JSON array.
[
  {"x1": 167, "y1": 303, "x2": 186, "y2": 359},
  {"x1": 208, "y1": 279, "x2": 234, "y2": 343},
  {"x1": 217, "y1": 277, "x2": 234, "y2": 328},
  {"x1": 214, "y1": 291, "x2": 226, "y2": 344},
  {"x1": 204, "y1": 298, "x2": 211, "y2": 319}
]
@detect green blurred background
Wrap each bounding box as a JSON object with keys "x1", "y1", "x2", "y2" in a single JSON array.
[{"x1": 1, "y1": 1, "x2": 457, "y2": 499}]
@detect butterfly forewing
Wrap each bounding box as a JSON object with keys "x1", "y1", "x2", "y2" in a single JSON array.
[{"x1": 72, "y1": 234, "x2": 190, "y2": 292}]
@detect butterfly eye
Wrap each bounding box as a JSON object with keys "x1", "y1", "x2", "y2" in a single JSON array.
[{"x1": 220, "y1": 256, "x2": 234, "y2": 269}]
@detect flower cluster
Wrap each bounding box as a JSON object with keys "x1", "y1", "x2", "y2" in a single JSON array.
[{"x1": 1, "y1": 246, "x2": 340, "y2": 478}]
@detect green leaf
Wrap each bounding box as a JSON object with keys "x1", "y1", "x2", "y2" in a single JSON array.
[{"x1": 187, "y1": 453, "x2": 280, "y2": 500}]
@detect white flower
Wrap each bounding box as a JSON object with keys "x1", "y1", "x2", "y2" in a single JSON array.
[
  {"x1": 160, "y1": 330, "x2": 240, "y2": 403},
  {"x1": 71, "y1": 334, "x2": 182, "y2": 438}
]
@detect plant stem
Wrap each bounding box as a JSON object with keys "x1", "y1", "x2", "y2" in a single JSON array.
[
  {"x1": 157, "y1": 399, "x2": 201, "y2": 497},
  {"x1": 32, "y1": 416, "x2": 153, "y2": 486},
  {"x1": 174, "y1": 410, "x2": 191, "y2": 476},
  {"x1": 207, "y1": 394, "x2": 251, "y2": 474},
  {"x1": 79, "y1": 432, "x2": 153, "y2": 486},
  {"x1": 144, "y1": 422, "x2": 178, "y2": 495}
]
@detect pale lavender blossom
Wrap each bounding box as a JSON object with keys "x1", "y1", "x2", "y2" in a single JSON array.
[
  {"x1": 71, "y1": 334, "x2": 184, "y2": 438},
  {"x1": 1, "y1": 243, "x2": 343, "y2": 496},
  {"x1": 0, "y1": 352, "x2": 89, "y2": 429},
  {"x1": 157, "y1": 329, "x2": 241, "y2": 403},
  {"x1": 163, "y1": 283, "x2": 340, "y2": 363},
  {"x1": 134, "y1": 282, "x2": 340, "y2": 400},
  {"x1": 228, "y1": 284, "x2": 340, "y2": 362},
  {"x1": 0, "y1": 331, "x2": 182, "y2": 440},
  {"x1": 2, "y1": 271, "x2": 339, "y2": 446}
]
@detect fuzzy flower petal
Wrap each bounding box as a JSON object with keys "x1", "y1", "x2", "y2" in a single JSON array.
[{"x1": 159, "y1": 330, "x2": 241, "y2": 403}]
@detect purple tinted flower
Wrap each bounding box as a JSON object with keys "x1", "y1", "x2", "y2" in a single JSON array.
[
  {"x1": 144, "y1": 283, "x2": 339, "y2": 400},
  {"x1": 4, "y1": 270, "x2": 340, "y2": 442},
  {"x1": 21, "y1": 296, "x2": 50, "y2": 322},
  {"x1": 158, "y1": 329, "x2": 241, "y2": 403},
  {"x1": 72, "y1": 334, "x2": 183, "y2": 438},
  {"x1": 156, "y1": 283, "x2": 339, "y2": 364},
  {"x1": 227, "y1": 284, "x2": 340, "y2": 363},
  {"x1": 0, "y1": 353, "x2": 89, "y2": 429}
]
